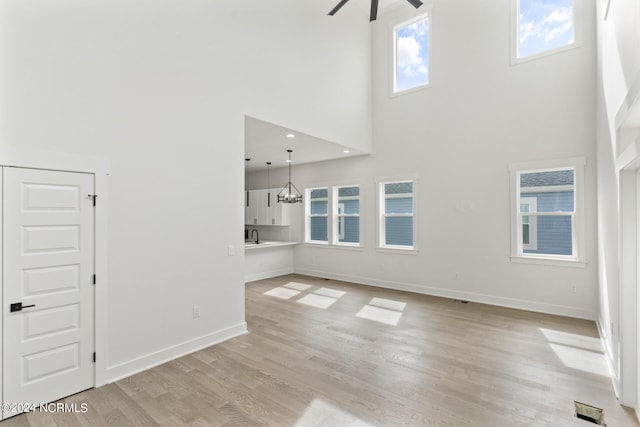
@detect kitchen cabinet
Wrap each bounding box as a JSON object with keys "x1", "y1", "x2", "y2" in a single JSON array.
[
  {"x1": 245, "y1": 190, "x2": 259, "y2": 225},
  {"x1": 245, "y1": 188, "x2": 290, "y2": 225}
]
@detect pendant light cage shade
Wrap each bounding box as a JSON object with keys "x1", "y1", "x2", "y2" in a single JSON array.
[
  {"x1": 278, "y1": 182, "x2": 303, "y2": 203},
  {"x1": 277, "y1": 150, "x2": 303, "y2": 204}
]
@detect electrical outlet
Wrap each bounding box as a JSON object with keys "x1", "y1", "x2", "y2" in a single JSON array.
[
  {"x1": 571, "y1": 283, "x2": 577, "y2": 293},
  {"x1": 228, "y1": 245, "x2": 235, "y2": 256},
  {"x1": 192, "y1": 306, "x2": 201, "y2": 319}
]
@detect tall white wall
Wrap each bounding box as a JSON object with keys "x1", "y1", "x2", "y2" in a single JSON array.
[
  {"x1": 0, "y1": 0, "x2": 372, "y2": 379},
  {"x1": 291, "y1": 0, "x2": 598, "y2": 319},
  {"x1": 596, "y1": 0, "x2": 640, "y2": 410}
]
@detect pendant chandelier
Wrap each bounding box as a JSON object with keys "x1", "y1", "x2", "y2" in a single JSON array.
[{"x1": 277, "y1": 150, "x2": 303, "y2": 204}]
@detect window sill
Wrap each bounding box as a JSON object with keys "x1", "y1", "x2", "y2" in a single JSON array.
[
  {"x1": 510, "y1": 255, "x2": 586, "y2": 268},
  {"x1": 390, "y1": 83, "x2": 431, "y2": 98},
  {"x1": 303, "y1": 242, "x2": 364, "y2": 251},
  {"x1": 511, "y1": 42, "x2": 581, "y2": 66},
  {"x1": 376, "y1": 246, "x2": 419, "y2": 255}
]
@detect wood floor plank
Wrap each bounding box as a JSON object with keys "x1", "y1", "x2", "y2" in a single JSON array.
[{"x1": 4, "y1": 273, "x2": 639, "y2": 426}]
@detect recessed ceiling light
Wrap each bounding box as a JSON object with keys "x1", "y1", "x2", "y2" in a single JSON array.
[
  {"x1": 343, "y1": 150, "x2": 351, "y2": 154},
  {"x1": 286, "y1": 133, "x2": 295, "y2": 138}
]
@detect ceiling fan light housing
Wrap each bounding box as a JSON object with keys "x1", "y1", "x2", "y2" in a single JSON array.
[{"x1": 328, "y1": 0, "x2": 422, "y2": 21}]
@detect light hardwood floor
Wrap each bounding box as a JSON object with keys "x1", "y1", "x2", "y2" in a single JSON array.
[{"x1": 3, "y1": 274, "x2": 639, "y2": 426}]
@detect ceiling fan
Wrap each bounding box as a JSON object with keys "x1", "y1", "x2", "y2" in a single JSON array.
[{"x1": 328, "y1": 0, "x2": 423, "y2": 22}]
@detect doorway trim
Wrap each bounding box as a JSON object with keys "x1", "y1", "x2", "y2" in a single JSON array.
[
  {"x1": 0, "y1": 146, "x2": 110, "y2": 389},
  {"x1": 617, "y1": 137, "x2": 640, "y2": 410}
]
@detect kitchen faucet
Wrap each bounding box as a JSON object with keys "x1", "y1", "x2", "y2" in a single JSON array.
[{"x1": 251, "y1": 229, "x2": 259, "y2": 244}]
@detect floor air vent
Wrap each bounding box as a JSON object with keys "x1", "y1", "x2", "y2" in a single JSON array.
[{"x1": 574, "y1": 401, "x2": 605, "y2": 425}]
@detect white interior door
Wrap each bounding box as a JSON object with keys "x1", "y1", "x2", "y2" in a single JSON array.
[{"x1": 2, "y1": 167, "x2": 95, "y2": 419}]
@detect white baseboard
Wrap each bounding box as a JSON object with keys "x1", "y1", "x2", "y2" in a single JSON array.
[
  {"x1": 245, "y1": 267, "x2": 294, "y2": 283},
  {"x1": 106, "y1": 322, "x2": 247, "y2": 383},
  {"x1": 295, "y1": 268, "x2": 596, "y2": 320}
]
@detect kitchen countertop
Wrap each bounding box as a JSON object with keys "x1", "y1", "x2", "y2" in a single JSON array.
[{"x1": 244, "y1": 241, "x2": 299, "y2": 251}]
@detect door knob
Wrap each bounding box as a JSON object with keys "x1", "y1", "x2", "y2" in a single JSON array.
[{"x1": 10, "y1": 302, "x2": 36, "y2": 312}]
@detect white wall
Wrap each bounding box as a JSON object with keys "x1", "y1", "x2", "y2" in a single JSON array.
[
  {"x1": 0, "y1": 0, "x2": 372, "y2": 380},
  {"x1": 288, "y1": 0, "x2": 598, "y2": 320},
  {"x1": 596, "y1": 0, "x2": 640, "y2": 411}
]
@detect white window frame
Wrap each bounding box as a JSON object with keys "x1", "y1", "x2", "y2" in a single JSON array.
[
  {"x1": 338, "y1": 203, "x2": 346, "y2": 241},
  {"x1": 509, "y1": 157, "x2": 586, "y2": 267},
  {"x1": 391, "y1": 10, "x2": 432, "y2": 97},
  {"x1": 334, "y1": 185, "x2": 361, "y2": 247},
  {"x1": 520, "y1": 197, "x2": 538, "y2": 251},
  {"x1": 305, "y1": 187, "x2": 329, "y2": 244},
  {"x1": 510, "y1": 0, "x2": 582, "y2": 65},
  {"x1": 376, "y1": 178, "x2": 418, "y2": 253}
]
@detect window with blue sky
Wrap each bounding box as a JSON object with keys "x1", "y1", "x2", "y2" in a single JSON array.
[
  {"x1": 394, "y1": 14, "x2": 429, "y2": 93},
  {"x1": 517, "y1": 0, "x2": 574, "y2": 58}
]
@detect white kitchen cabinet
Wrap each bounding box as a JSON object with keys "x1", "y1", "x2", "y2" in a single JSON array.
[
  {"x1": 245, "y1": 190, "x2": 259, "y2": 225},
  {"x1": 245, "y1": 188, "x2": 290, "y2": 225}
]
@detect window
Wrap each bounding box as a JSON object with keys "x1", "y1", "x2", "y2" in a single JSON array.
[
  {"x1": 513, "y1": 0, "x2": 576, "y2": 61},
  {"x1": 378, "y1": 180, "x2": 416, "y2": 251},
  {"x1": 520, "y1": 197, "x2": 538, "y2": 250},
  {"x1": 307, "y1": 188, "x2": 328, "y2": 243},
  {"x1": 335, "y1": 186, "x2": 360, "y2": 245},
  {"x1": 393, "y1": 13, "x2": 430, "y2": 94},
  {"x1": 305, "y1": 185, "x2": 361, "y2": 247},
  {"x1": 509, "y1": 158, "x2": 585, "y2": 266}
]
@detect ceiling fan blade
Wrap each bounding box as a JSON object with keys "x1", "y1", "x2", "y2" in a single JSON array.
[
  {"x1": 370, "y1": 0, "x2": 379, "y2": 21},
  {"x1": 328, "y1": 0, "x2": 350, "y2": 16},
  {"x1": 406, "y1": 0, "x2": 423, "y2": 9}
]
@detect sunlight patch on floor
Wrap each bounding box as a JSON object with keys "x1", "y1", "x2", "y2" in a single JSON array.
[
  {"x1": 295, "y1": 398, "x2": 374, "y2": 427},
  {"x1": 314, "y1": 287, "x2": 347, "y2": 298},
  {"x1": 298, "y1": 294, "x2": 338, "y2": 309},
  {"x1": 539, "y1": 328, "x2": 602, "y2": 352},
  {"x1": 539, "y1": 328, "x2": 609, "y2": 377},
  {"x1": 266, "y1": 283, "x2": 349, "y2": 309},
  {"x1": 296, "y1": 287, "x2": 347, "y2": 309},
  {"x1": 356, "y1": 305, "x2": 403, "y2": 326},
  {"x1": 369, "y1": 297, "x2": 406, "y2": 311},
  {"x1": 548, "y1": 343, "x2": 609, "y2": 377},
  {"x1": 356, "y1": 297, "x2": 406, "y2": 326},
  {"x1": 264, "y1": 287, "x2": 301, "y2": 300},
  {"x1": 284, "y1": 282, "x2": 313, "y2": 291}
]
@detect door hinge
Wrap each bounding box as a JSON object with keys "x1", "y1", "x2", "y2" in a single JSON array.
[
  {"x1": 93, "y1": 352, "x2": 96, "y2": 363},
  {"x1": 93, "y1": 274, "x2": 96, "y2": 285},
  {"x1": 88, "y1": 194, "x2": 98, "y2": 206}
]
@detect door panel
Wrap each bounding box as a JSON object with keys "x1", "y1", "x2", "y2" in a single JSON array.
[
  {"x1": 3, "y1": 167, "x2": 94, "y2": 419},
  {"x1": 23, "y1": 264, "x2": 81, "y2": 295},
  {"x1": 22, "y1": 225, "x2": 80, "y2": 253}
]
